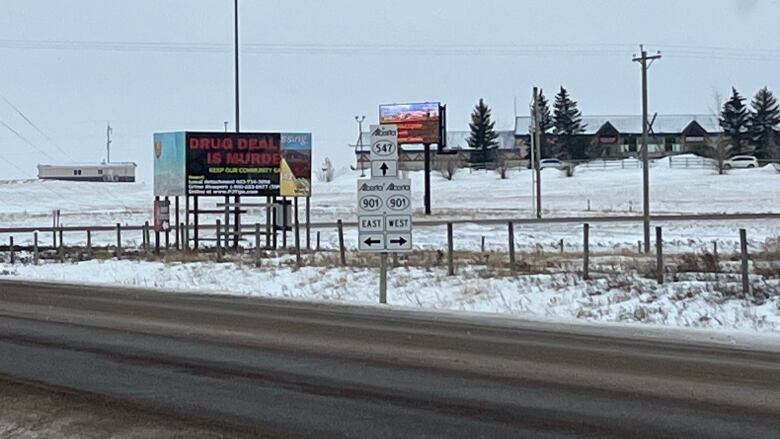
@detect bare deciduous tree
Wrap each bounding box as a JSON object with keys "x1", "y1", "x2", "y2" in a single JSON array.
[{"x1": 435, "y1": 153, "x2": 463, "y2": 181}]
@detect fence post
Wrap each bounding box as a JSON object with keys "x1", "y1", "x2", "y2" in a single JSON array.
[
  {"x1": 180, "y1": 222, "x2": 186, "y2": 252},
  {"x1": 59, "y1": 227, "x2": 64, "y2": 263},
  {"x1": 655, "y1": 226, "x2": 663, "y2": 284},
  {"x1": 337, "y1": 219, "x2": 346, "y2": 266},
  {"x1": 9, "y1": 236, "x2": 15, "y2": 265},
  {"x1": 216, "y1": 219, "x2": 222, "y2": 262},
  {"x1": 33, "y1": 232, "x2": 39, "y2": 265},
  {"x1": 86, "y1": 229, "x2": 92, "y2": 259},
  {"x1": 480, "y1": 236, "x2": 485, "y2": 253},
  {"x1": 508, "y1": 222, "x2": 516, "y2": 269},
  {"x1": 272, "y1": 206, "x2": 278, "y2": 250},
  {"x1": 255, "y1": 223, "x2": 261, "y2": 264},
  {"x1": 637, "y1": 240, "x2": 642, "y2": 254},
  {"x1": 144, "y1": 221, "x2": 151, "y2": 256},
  {"x1": 559, "y1": 238, "x2": 564, "y2": 254},
  {"x1": 155, "y1": 227, "x2": 161, "y2": 256},
  {"x1": 116, "y1": 223, "x2": 122, "y2": 259},
  {"x1": 583, "y1": 223, "x2": 590, "y2": 280},
  {"x1": 447, "y1": 222, "x2": 455, "y2": 276},
  {"x1": 316, "y1": 231, "x2": 321, "y2": 251},
  {"x1": 713, "y1": 241, "x2": 718, "y2": 261},
  {"x1": 740, "y1": 229, "x2": 750, "y2": 296}
]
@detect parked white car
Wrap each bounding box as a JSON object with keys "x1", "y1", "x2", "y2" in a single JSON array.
[
  {"x1": 539, "y1": 158, "x2": 565, "y2": 170},
  {"x1": 724, "y1": 155, "x2": 759, "y2": 169}
]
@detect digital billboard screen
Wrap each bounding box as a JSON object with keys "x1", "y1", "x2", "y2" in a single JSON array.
[
  {"x1": 185, "y1": 132, "x2": 282, "y2": 196},
  {"x1": 379, "y1": 102, "x2": 441, "y2": 145}
]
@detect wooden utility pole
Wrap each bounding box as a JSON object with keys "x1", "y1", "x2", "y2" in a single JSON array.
[
  {"x1": 533, "y1": 87, "x2": 542, "y2": 219},
  {"x1": 633, "y1": 45, "x2": 661, "y2": 254}
]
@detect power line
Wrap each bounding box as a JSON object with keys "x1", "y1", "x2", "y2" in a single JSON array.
[{"x1": 1, "y1": 95, "x2": 73, "y2": 161}]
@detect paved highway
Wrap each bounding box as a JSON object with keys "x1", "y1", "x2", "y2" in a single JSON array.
[{"x1": 0, "y1": 279, "x2": 779, "y2": 438}]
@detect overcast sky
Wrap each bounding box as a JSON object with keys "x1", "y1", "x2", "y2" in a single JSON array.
[{"x1": 1, "y1": 0, "x2": 779, "y2": 180}]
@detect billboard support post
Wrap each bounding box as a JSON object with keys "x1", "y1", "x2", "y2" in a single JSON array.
[{"x1": 424, "y1": 144, "x2": 431, "y2": 215}]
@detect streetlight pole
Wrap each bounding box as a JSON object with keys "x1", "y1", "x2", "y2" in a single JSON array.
[
  {"x1": 355, "y1": 115, "x2": 366, "y2": 177},
  {"x1": 232, "y1": 0, "x2": 241, "y2": 248}
]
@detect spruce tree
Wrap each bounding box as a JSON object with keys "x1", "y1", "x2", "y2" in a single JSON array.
[
  {"x1": 748, "y1": 87, "x2": 780, "y2": 159},
  {"x1": 467, "y1": 98, "x2": 499, "y2": 167},
  {"x1": 552, "y1": 87, "x2": 586, "y2": 158},
  {"x1": 536, "y1": 89, "x2": 553, "y2": 133},
  {"x1": 553, "y1": 87, "x2": 585, "y2": 135},
  {"x1": 719, "y1": 87, "x2": 751, "y2": 155}
]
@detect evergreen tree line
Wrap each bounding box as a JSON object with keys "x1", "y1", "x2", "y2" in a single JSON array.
[
  {"x1": 466, "y1": 87, "x2": 587, "y2": 167},
  {"x1": 719, "y1": 87, "x2": 780, "y2": 160},
  {"x1": 465, "y1": 86, "x2": 780, "y2": 166}
]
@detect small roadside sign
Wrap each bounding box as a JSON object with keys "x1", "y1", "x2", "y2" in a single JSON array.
[
  {"x1": 369, "y1": 125, "x2": 399, "y2": 162},
  {"x1": 371, "y1": 160, "x2": 398, "y2": 178},
  {"x1": 357, "y1": 177, "x2": 413, "y2": 253}
]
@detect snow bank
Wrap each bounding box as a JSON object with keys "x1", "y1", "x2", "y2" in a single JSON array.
[{"x1": 2, "y1": 258, "x2": 778, "y2": 334}]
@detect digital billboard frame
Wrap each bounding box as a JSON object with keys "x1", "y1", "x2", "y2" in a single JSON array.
[{"x1": 379, "y1": 102, "x2": 446, "y2": 147}]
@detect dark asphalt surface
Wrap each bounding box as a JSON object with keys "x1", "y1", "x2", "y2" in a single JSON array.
[{"x1": 0, "y1": 279, "x2": 779, "y2": 438}]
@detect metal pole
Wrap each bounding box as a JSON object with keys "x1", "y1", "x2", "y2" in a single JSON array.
[
  {"x1": 265, "y1": 196, "x2": 271, "y2": 249},
  {"x1": 294, "y1": 197, "x2": 301, "y2": 266},
  {"x1": 424, "y1": 143, "x2": 432, "y2": 215},
  {"x1": 216, "y1": 219, "x2": 222, "y2": 261},
  {"x1": 193, "y1": 196, "x2": 199, "y2": 249},
  {"x1": 305, "y1": 196, "x2": 311, "y2": 250},
  {"x1": 379, "y1": 253, "x2": 388, "y2": 304},
  {"x1": 87, "y1": 229, "x2": 92, "y2": 259},
  {"x1": 9, "y1": 236, "x2": 14, "y2": 264},
  {"x1": 175, "y1": 196, "x2": 180, "y2": 250},
  {"x1": 740, "y1": 229, "x2": 750, "y2": 296},
  {"x1": 533, "y1": 87, "x2": 542, "y2": 219},
  {"x1": 234, "y1": 0, "x2": 240, "y2": 132},
  {"x1": 282, "y1": 197, "x2": 288, "y2": 248}
]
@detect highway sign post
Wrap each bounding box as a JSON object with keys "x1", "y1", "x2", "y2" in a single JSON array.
[{"x1": 358, "y1": 125, "x2": 414, "y2": 303}]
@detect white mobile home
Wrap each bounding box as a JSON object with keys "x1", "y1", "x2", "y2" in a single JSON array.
[{"x1": 37, "y1": 162, "x2": 137, "y2": 182}]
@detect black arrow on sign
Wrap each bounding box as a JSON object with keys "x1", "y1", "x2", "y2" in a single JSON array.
[
  {"x1": 364, "y1": 237, "x2": 381, "y2": 246},
  {"x1": 390, "y1": 236, "x2": 407, "y2": 246},
  {"x1": 380, "y1": 162, "x2": 389, "y2": 176}
]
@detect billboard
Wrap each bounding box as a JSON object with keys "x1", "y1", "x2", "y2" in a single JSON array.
[
  {"x1": 280, "y1": 133, "x2": 312, "y2": 197},
  {"x1": 186, "y1": 132, "x2": 282, "y2": 196},
  {"x1": 153, "y1": 132, "x2": 186, "y2": 196},
  {"x1": 379, "y1": 102, "x2": 442, "y2": 145},
  {"x1": 154, "y1": 131, "x2": 312, "y2": 197}
]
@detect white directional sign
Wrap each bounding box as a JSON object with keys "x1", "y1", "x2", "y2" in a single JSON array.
[
  {"x1": 357, "y1": 177, "x2": 413, "y2": 253},
  {"x1": 371, "y1": 160, "x2": 397, "y2": 178},
  {"x1": 369, "y1": 125, "x2": 399, "y2": 162}
]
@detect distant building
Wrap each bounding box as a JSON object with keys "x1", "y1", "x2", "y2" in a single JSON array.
[
  {"x1": 514, "y1": 114, "x2": 720, "y2": 159},
  {"x1": 37, "y1": 162, "x2": 137, "y2": 182},
  {"x1": 354, "y1": 130, "x2": 523, "y2": 171}
]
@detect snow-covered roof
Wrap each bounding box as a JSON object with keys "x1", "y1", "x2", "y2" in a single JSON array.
[
  {"x1": 514, "y1": 115, "x2": 720, "y2": 136},
  {"x1": 37, "y1": 162, "x2": 137, "y2": 168}
]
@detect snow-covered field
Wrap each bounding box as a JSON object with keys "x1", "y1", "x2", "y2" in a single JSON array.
[
  {"x1": 1, "y1": 156, "x2": 779, "y2": 253},
  {"x1": 1, "y1": 156, "x2": 778, "y2": 334}
]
